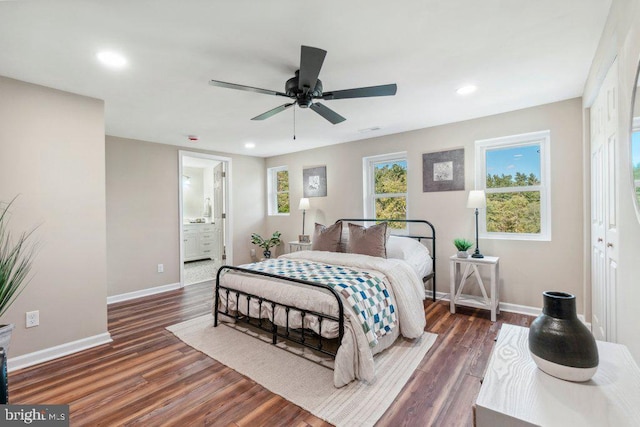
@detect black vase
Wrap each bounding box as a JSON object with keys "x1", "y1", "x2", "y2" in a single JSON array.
[
  {"x1": 263, "y1": 250, "x2": 271, "y2": 259},
  {"x1": 528, "y1": 291, "x2": 598, "y2": 382}
]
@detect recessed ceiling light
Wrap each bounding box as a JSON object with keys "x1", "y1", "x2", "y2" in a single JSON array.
[
  {"x1": 456, "y1": 85, "x2": 477, "y2": 95},
  {"x1": 358, "y1": 126, "x2": 382, "y2": 133},
  {"x1": 97, "y1": 51, "x2": 127, "y2": 69},
  {"x1": 244, "y1": 142, "x2": 256, "y2": 149}
]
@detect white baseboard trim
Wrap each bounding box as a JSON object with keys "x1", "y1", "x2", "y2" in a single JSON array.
[
  {"x1": 498, "y1": 301, "x2": 541, "y2": 317},
  {"x1": 184, "y1": 279, "x2": 212, "y2": 287},
  {"x1": 107, "y1": 282, "x2": 182, "y2": 304},
  {"x1": 425, "y1": 290, "x2": 450, "y2": 301},
  {"x1": 426, "y1": 291, "x2": 590, "y2": 326},
  {"x1": 8, "y1": 332, "x2": 113, "y2": 372}
]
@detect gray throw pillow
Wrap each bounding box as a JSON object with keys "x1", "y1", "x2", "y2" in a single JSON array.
[
  {"x1": 311, "y1": 222, "x2": 343, "y2": 252},
  {"x1": 347, "y1": 222, "x2": 388, "y2": 258}
]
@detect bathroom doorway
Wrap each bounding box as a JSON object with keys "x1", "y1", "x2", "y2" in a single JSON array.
[{"x1": 178, "y1": 151, "x2": 232, "y2": 286}]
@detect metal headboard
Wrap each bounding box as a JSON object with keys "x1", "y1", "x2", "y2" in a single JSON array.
[{"x1": 335, "y1": 218, "x2": 436, "y2": 301}]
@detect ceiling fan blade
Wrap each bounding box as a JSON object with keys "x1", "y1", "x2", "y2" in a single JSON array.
[
  {"x1": 209, "y1": 80, "x2": 289, "y2": 97},
  {"x1": 251, "y1": 103, "x2": 295, "y2": 121},
  {"x1": 320, "y1": 83, "x2": 397, "y2": 100},
  {"x1": 309, "y1": 102, "x2": 346, "y2": 124},
  {"x1": 298, "y1": 46, "x2": 327, "y2": 93}
]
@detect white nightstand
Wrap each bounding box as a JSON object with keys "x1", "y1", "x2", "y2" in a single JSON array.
[
  {"x1": 449, "y1": 254, "x2": 500, "y2": 321},
  {"x1": 288, "y1": 241, "x2": 312, "y2": 252}
]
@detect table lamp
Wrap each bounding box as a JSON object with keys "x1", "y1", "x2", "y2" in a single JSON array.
[
  {"x1": 298, "y1": 198, "x2": 310, "y2": 243},
  {"x1": 467, "y1": 190, "x2": 486, "y2": 258}
]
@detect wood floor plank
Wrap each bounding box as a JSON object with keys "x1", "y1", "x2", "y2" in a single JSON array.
[
  {"x1": 431, "y1": 373, "x2": 482, "y2": 427},
  {"x1": 8, "y1": 282, "x2": 533, "y2": 426}
]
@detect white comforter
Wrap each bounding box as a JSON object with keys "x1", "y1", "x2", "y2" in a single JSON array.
[{"x1": 216, "y1": 250, "x2": 426, "y2": 387}]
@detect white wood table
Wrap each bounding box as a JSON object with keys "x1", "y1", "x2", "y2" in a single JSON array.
[
  {"x1": 475, "y1": 324, "x2": 640, "y2": 427},
  {"x1": 449, "y1": 255, "x2": 500, "y2": 321}
]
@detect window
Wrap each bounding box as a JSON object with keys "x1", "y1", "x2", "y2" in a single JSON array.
[
  {"x1": 632, "y1": 117, "x2": 640, "y2": 205},
  {"x1": 363, "y1": 152, "x2": 407, "y2": 229},
  {"x1": 475, "y1": 130, "x2": 551, "y2": 240},
  {"x1": 267, "y1": 166, "x2": 289, "y2": 215}
]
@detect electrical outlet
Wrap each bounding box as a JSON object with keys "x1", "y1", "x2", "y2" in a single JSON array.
[
  {"x1": 250, "y1": 248, "x2": 256, "y2": 257},
  {"x1": 157, "y1": 264, "x2": 164, "y2": 273},
  {"x1": 26, "y1": 310, "x2": 39, "y2": 328}
]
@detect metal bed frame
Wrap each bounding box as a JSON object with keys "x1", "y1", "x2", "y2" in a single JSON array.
[
  {"x1": 214, "y1": 266, "x2": 345, "y2": 357},
  {"x1": 335, "y1": 219, "x2": 437, "y2": 302},
  {"x1": 213, "y1": 218, "x2": 436, "y2": 358}
]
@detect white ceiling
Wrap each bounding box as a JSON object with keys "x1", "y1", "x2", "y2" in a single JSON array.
[{"x1": 0, "y1": 0, "x2": 611, "y2": 158}]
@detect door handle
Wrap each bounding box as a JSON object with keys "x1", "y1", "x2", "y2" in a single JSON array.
[
  {"x1": 597, "y1": 237, "x2": 603, "y2": 242},
  {"x1": 607, "y1": 243, "x2": 613, "y2": 248}
]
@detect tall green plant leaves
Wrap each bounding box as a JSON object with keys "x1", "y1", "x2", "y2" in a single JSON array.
[{"x1": 0, "y1": 198, "x2": 36, "y2": 318}]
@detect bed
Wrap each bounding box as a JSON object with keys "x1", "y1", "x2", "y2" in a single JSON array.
[{"x1": 213, "y1": 218, "x2": 436, "y2": 387}]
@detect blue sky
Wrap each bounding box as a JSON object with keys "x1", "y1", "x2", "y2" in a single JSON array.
[
  {"x1": 486, "y1": 144, "x2": 540, "y2": 178},
  {"x1": 633, "y1": 131, "x2": 640, "y2": 167},
  {"x1": 375, "y1": 160, "x2": 407, "y2": 170}
]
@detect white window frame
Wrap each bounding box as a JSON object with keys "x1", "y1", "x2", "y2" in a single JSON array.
[
  {"x1": 475, "y1": 130, "x2": 551, "y2": 241},
  {"x1": 267, "y1": 165, "x2": 289, "y2": 216},
  {"x1": 362, "y1": 152, "x2": 408, "y2": 229}
]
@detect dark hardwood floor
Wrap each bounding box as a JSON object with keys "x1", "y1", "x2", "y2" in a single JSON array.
[{"x1": 9, "y1": 282, "x2": 532, "y2": 426}]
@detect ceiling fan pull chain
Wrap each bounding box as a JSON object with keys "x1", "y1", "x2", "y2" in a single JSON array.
[{"x1": 293, "y1": 105, "x2": 296, "y2": 140}]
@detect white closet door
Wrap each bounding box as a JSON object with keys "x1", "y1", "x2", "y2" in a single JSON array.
[{"x1": 591, "y1": 59, "x2": 618, "y2": 342}]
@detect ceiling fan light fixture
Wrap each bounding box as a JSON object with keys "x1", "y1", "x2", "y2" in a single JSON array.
[
  {"x1": 97, "y1": 51, "x2": 127, "y2": 69},
  {"x1": 456, "y1": 85, "x2": 477, "y2": 95}
]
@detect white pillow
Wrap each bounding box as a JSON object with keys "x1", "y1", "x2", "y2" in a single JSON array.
[
  {"x1": 386, "y1": 235, "x2": 430, "y2": 260},
  {"x1": 387, "y1": 236, "x2": 432, "y2": 279}
]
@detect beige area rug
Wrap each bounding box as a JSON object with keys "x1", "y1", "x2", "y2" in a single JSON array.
[{"x1": 167, "y1": 314, "x2": 437, "y2": 427}]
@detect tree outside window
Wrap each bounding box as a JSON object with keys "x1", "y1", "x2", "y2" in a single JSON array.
[
  {"x1": 267, "y1": 166, "x2": 289, "y2": 215},
  {"x1": 476, "y1": 131, "x2": 551, "y2": 240},
  {"x1": 486, "y1": 145, "x2": 541, "y2": 233},
  {"x1": 276, "y1": 169, "x2": 290, "y2": 214},
  {"x1": 364, "y1": 154, "x2": 407, "y2": 229}
]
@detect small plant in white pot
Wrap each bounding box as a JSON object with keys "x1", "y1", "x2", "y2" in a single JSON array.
[
  {"x1": 0, "y1": 197, "x2": 37, "y2": 357},
  {"x1": 454, "y1": 238, "x2": 473, "y2": 258}
]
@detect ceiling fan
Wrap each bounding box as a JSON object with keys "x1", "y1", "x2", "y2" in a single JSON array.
[{"x1": 209, "y1": 46, "x2": 397, "y2": 124}]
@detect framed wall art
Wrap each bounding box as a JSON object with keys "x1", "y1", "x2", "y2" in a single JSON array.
[
  {"x1": 303, "y1": 166, "x2": 327, "y2": 198},
  {"x1": 422, "y1": 148, "x2": 465, "y2": 192}
]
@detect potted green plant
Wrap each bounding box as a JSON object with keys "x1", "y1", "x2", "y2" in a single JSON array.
[
  {"x1": 454, "y1": 238, "x2": 473, "y2": 258},
  {"x1": 250, "y1": 231, "x2": 282, "y2": 259},
  {"x1": 0, "y1": 197, "x2": 37, "y2": 357}
]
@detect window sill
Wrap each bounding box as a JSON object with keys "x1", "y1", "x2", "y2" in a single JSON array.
[{"x1": 479, "y1": 232, "x2": 551, "y2": 242}]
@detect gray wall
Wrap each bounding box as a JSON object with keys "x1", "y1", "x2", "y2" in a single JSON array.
[
  {"x1": 0, "y1": 76, "x2": 108, "y2": 357},
  {"x1": 266, "y1": 98, "x2": 584, "y2": 312},
  {"x1": 106, "y1": 136, "x2": 265, "y2": 297},
  {"x1": 583, "y1": 0, "x2": 640, "y2": 362}
]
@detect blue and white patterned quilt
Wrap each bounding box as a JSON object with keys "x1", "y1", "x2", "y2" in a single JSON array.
[{"x1": 242, "y1": 258, "x2": 397, "y2": 347}]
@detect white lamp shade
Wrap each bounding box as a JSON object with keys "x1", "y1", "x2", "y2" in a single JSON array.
[
  {"x1": 298, "y1": 198, "x2": 310, "y2": 210},
  {"x1": 467, "y1": 190, "x2": 486, "y2": 209}
]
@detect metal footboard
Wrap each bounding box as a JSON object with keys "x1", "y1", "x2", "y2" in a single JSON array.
[{"x1": 214, "y1": 265, "x2": 345, "y2": 358}]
